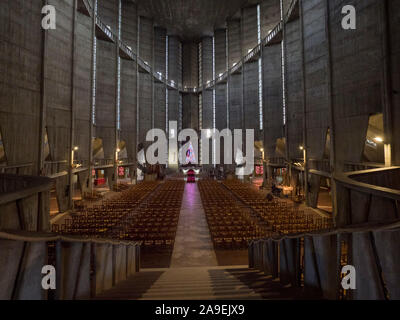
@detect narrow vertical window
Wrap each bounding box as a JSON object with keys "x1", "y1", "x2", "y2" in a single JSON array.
[
  {"x1": 258, "y1": 59, "x2": 263, "y2": 130},
  {"x1": 198, "y1": 42, "x2": 202, "y2": 86},
  {"x1": 257, "y1": 4, "x2": 263, "y2": 131},
  {"x1": 257, "y1": 4, "x2": 261, "y2": 44},
  {"x1": 212, "y1": 36, "x2": 216, "y2": 166},
  {"x1": 117, "y1": 0, "x2": 121, "y2": 130},
  {"x1": 91, "y1": 0, "x2": 98, "y2": 125},
  {"x1": 165, "y1": 35, "x2": 169, "y2": 167},
  {"x1": 280, "y1": 0, "x2": 286, "y2": 125},
  {"x1": 212, "y1": 36, "x2": 215, "y2": 130},
  {"x1": 199, "y1": 93, "x2": 203, "y2": 164},
  {"x1": 226, "y1": 30, "x2": 229, "y2": 129}
]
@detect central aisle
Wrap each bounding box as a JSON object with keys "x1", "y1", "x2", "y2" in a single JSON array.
[{"x1": 170, "y1": 182, "x2": 218, "y2": 267}]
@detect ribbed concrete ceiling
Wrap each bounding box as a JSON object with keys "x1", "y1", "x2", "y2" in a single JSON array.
[{"x1": 137, "y1": 0, "x2": 253, "y2": 40}]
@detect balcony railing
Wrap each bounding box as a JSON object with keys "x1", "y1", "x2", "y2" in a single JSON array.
[
  {"x1": 0, "y1": 174, "x2": 52, "y2": 231},
  {"x1": 94, "y1": 159, "x2": 114, "y2": 168},
  {"x1": 78, "y1": 0, "x2": 285, "y2": 94},
  {"x1": 0, "y1": 230, "x2": 140, "y2": 300},
  {"x1": 249, "y1": 218, "x2": 400, "y2": 300},
  {"x1": 43, "y1": 160, "x2": 68, "y2": 178}
]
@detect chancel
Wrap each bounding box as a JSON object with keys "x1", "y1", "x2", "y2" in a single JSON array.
[{"x1": 0, "y1": 0, "x2": 399, "y2": 301}]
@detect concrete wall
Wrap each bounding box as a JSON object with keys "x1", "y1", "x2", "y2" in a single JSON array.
[
  {"x1": 260, "y1": 0, "x2": 281, "y2": 39},
  {"x1": 138, "y1": 17, "x2": 153, "y2": 145},
  {"x1": 96, "y1": 1, "x2": 117, "y2": 163},
  {"x1": 214, "y1": 29, "x2": 228, "y2": 132},
  {"x1": 182, "y1": 94, "x2": 199, "y2": 131},
  {"x1": 75, "y1": 2, "x2": 93, "y2": 164},
  {"x1": 282, "y1": 0, "x2": 292, "y2": 16},
  {"x1": 388, "y1": 0, "x2": 400, "y2": 165},
  {"x1": 168, "y1": 36, "x2": 182, "y2": 85},
  {"x1": 285, "y1": 18, "x2": 303, "y2": 160},
  {"x1": 227, "y1": 20, "x2": 241, "y2": 66},
  {"x1": 228, "y1": 75, "x2": 243, "y2": 131},
  {"x1": 120, "y1": 1, "x2": 137, "y2": 161},
  {"x1": 330, "y1": 0, "x2": 384, "y2": 166},
  {"x1": 46, "y1": 0, "x2": 73, "y2": 165},
  {"x1": 0, "y1": 0, "x2": 43, "y2": 175},
  {"x1": 302, "y1": 0, "x2": 330, "y2": 161},
  {"x1": 243, "y1": 61, "x2": 260, "y2": 140},
  {"x1": 182, "y1": 42, "x2": 198, "y2": 88},
  {"x1": 227, "y1": 20, "x2": 242, "y2": 132},
  {"x1": 182, "y1": 42, "x2": 199, "y2": 132},
  {"x1": 168, "y1": 36, "x2": 182, "y2": 128},
  {"x1": 263, "y1": 44, "x2": 283, "y2": 159},
  {"x1": 153, "y1": 27, "x2": 167, "y2": 131},
  {"x1": 3, "y1": 0, "x2": 399, "y2": 217},
  {"x1": 215, "y1": 29, "x2": 227, "y2": 76},
  {"x1": 201, "y1": 37, "x2": 214, "y2": 131},
  {"x1": 241, "y1": 6, "x2": 258, "y2": 56}
]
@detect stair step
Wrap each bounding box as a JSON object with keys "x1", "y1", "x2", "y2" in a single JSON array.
[{"x1": 95, "y1": 266, "x2": 309, "y2": 300}]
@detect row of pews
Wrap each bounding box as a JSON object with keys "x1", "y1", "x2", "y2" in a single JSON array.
[
  {"x1": 222, "y1": 180, "x2": 333, "y2": 234},
  {"x1": 198, "y1": 180, "x2": 267, "y2": 250}
]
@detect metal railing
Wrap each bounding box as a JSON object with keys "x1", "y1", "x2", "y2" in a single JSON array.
[{"x1": 93, "y1": 159, "x2": 114, "y2": 168}]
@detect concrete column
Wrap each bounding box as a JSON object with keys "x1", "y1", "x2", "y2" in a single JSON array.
[
  {"x1": 240, "y1": 12, "x2": 245, "y2": 138},
  {"x1": 380, "y1": 0, "x2": 394, "y2": 165},
  {"x1": 282, "y1": 8, "x2": 289, "y2": 163},
  {"x1": 114, "y1": 0, "x2": 121, "y2": 189},
  {"x1": 299, "y1": 0, "x2": 309, "y2": 205},
  {"x1": 69, "y1": 0, "x2": 78, "y2": 207},
  {"x1": 39, "y1": 0, "x2": 49, "y2": 175},
  {"x1": 325, "y1": 0, "x2": 337, "y2": 222},
  {"x1": 260, "y1": 44, "x2": 267, "y2": 187}
]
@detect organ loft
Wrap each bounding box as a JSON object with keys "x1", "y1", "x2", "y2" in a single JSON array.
[{"x1": 0, "y1": 0, "x2": 399, "y2": 302}]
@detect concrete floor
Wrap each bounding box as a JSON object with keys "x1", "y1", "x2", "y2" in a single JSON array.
[
  {"x1": 170, "y1": 183, "x2": 218, "y2": 267},
  {"x1": 96, "y1": 265, "x2": 319, "y2": 300}
]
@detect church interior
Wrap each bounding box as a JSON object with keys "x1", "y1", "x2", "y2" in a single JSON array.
[{"x1": 1, "y1": 0, "x2": 400, "y2": 301}]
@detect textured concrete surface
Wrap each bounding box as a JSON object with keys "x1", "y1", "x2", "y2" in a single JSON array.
[
  {"x1": 96, "y1": 265, "x2": 318, "y2": 300},
  {"x1": 170, "y1": 183, "x2": 218, "y2": 268},
  {"x1": 137, "y1": 0, "x2": 247, "y2": 40}
]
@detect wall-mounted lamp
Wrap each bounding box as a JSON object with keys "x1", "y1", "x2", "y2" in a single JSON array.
[
  {"x1": 73, "y1": 146, "x2": 79, "y2": 151},
  {"x1": 374, "y1": 137, "x2": 384, "y2": 143},
  {"x1": 299, "y1": 145, "x2": 304, "y2": 151},
  {"x1": 116, "y1": 148, "x2": 121, "y2": 153}
]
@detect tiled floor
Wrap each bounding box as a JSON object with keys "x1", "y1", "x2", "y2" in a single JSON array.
[{"x1": 170, "y1": 183, "x2": 218, "y2": 267}]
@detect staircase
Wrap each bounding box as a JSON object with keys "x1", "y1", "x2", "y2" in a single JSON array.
[{"x1": 95, "y1": 266, "x2": 315, "y2": 300}]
